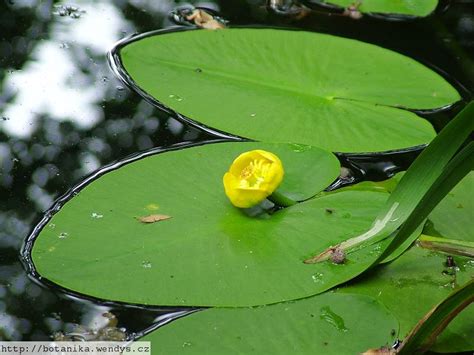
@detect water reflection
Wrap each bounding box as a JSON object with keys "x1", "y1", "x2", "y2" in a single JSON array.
[
  {"x1": 0, "y1": 0, "x2": 473, "y2": 342},
  {"x1": 0, "y1": 0, "x2": 215, "y2": 340}
]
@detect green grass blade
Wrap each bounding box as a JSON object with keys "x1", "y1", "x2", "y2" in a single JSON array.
[{"x1": 377, "y1": 141, "x2": 474, "y2": 263}]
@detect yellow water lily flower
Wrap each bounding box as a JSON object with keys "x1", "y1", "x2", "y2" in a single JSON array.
[{"x1": 223, "y1": 150, "x2": 284, "y2": 208}]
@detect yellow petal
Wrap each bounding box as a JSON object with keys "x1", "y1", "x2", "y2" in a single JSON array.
[{"x1": 223, "y1": 150, "x2": 284, "y2": 208}]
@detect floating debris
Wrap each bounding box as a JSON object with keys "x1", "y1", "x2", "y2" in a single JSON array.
[
  {"x1": 170, "y1": 6, "x2": 227, "y2": 29},
  {"x1": 325, "y1": 208, "x2": 335, "y2": 214},
  {"x1": 53, "y1": 312, "x2": 127, "y2": 341},
  {"x1": 445, "y1": 255, "x2": 456, "y2": 268},
  {"x1": 363, "y1": 346, "x2": 396, "y2": 354},
  {"x1": 267, "y1": 0, "x2": 310, "y2": 18},
  {"x1": 330, "y1": 247, "x2": 346, "y2": 264},
  {"x1": 343, "y1": 1, "x2": 363, "y2": 20},
  {"x1": 136, "y1": 214, "x2": 172, "y2": 224},
  {"x1": 53, "y1": 5, "x2": 86, "y2": 19}
]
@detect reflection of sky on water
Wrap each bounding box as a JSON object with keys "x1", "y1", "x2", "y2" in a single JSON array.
[
  {"x1": 3, "y1": 2, "x2": 133, "y2": 137},
  {"x1": 0, "y1": 0, "x2": 216, "y2": 341},
  {"x1": 1, "y1": 0, "x2": 219, "y2": 138},
  {"x1": 0, "y1": 0, "x2": 472, "y2": 342}
]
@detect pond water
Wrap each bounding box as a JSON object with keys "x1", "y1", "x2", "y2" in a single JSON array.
[{"x1": 0, "y1": 0, "x2": 473, "y2": 341}]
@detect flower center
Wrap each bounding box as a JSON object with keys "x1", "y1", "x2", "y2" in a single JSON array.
[{"x1": 239, "y1": 159, "x2": 271, "y2": 188}]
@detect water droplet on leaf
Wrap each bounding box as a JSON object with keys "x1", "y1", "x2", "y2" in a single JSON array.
[
  {"x1": 311, "y1": 272, "x2": 324, "y2": 283},
  {"x1": 169, "y1": 94, "x2": 183, "y2": 102},
  {"x1": 58, "y1": 232, "x2": 69, "y2": 239},
  {"x1": 141, "y1": 261, "x2": 152, "y2": 269}
]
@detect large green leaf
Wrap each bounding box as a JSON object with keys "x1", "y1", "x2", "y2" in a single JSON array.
[
  {"x1": 30, "y1": 141, "x2": 394, "y2": 307},
  {"x1": 339, "y1": 246, "x2": 474, "y2": 353},
  {"x1": 116, "y1": 28, "x2": 460, "y2": 152},
  {"x1": 311, "y1": 0, "x2": 438, "y2": 17},
  {"x1": 140, "y1": 293, "x2": 398, "y2": 354},
  {"x1": 426, "y1": 172, "x2": 473, "y2": 242}
]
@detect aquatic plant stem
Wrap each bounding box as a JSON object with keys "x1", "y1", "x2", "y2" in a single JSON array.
[
  {"x1": 417, "y1": 234, "x2": 474, "y2": 258},
  {"x1": 268, "y1": 190, "x2": 297, "y2": 207}
]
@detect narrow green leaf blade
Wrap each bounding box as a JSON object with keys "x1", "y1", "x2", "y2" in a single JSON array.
[
  {"x1": 378, "y1": 141, "x2": 474, "y2": 262},
  {"x1": 377, "y1": 102, "x2": 474, "y2": 247},
  {"x1": 307, "y1": 101, "x2": 474, "y2": 263}
]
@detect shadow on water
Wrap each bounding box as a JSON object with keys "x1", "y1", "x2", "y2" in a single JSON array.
[{"x1": 0, "y1": 0, "x2": 473, "y2": 341}]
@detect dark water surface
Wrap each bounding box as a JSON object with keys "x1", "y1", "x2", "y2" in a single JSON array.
[{"x1": 0, "y1": 0, "x2": 473, "y2": 341}]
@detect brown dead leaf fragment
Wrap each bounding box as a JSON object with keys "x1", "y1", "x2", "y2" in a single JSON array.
[
  {"x1": 186, "y1": 9, "x2": 226, "y2": 30},
  {"x1": 136, "y1": 214, "x2": 172, "y2": 224},
  {"x1": 343, "y1": 1, "x2": 363, "y2": 20},
  {"x1": 362, "y1": 346, "x2": 396, "y2": 355}
]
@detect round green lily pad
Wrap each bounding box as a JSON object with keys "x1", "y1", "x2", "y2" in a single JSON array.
[
  {"x1": 141, "y1": 292, "x2": 398, "y2": 354},
  {"x1": 31, "y1": 141, "x2": 392, "y2": 307},
  {"x1": 427, "y1": 172, "x2": 473, "y2": 242},
  {"x1": 116, "y1": 28, "x2": 459, "y2": 152},
  {"x1": 310, "y1": 0, "x2": 438, "y2": 17}
]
